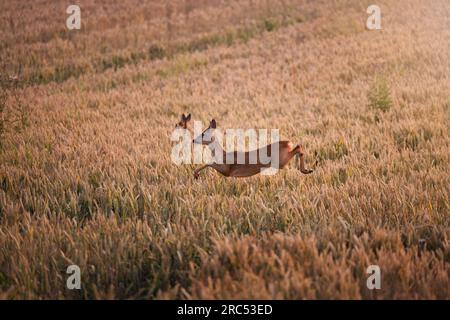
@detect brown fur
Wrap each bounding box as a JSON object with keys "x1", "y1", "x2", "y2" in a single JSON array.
[{"x1": 193, "y1": 120, "x2": 313, "y2": 179}]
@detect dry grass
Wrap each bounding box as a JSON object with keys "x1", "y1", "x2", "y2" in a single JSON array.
[{"x1": 0, "y1": 0, "x2": 449, "y2": 299}]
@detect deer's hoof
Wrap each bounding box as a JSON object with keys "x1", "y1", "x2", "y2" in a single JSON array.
[{"x1": 194, "y1": 172, "x2": 200, "y2": 180}]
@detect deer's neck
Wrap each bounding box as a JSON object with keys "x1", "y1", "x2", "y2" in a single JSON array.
[{"x1": 208, "y1": 140, "x2": 226, "y2": 162}]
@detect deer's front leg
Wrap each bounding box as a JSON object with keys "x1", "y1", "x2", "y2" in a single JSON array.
[{"x1": 194, "y1": 165, "x2": 210, "y2": 179}]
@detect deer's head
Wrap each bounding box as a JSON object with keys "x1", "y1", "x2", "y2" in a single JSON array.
[{"x1": 193, "y1": 119, "x2": 216, "y2": 145}]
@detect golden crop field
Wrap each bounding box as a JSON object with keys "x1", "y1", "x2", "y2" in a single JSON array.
[{"x1": 0, "y1": 0, "x2": 449, "y2": 299}]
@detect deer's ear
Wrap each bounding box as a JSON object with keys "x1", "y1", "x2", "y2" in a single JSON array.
[
  {"x1": 186, "y1": 114, "x2": 191, "y2": 121},
  {"x1": 210, "y1": 119, "x2": 216, "y2": 128},
  {"x1": 181, "y1": 114, "x2": 186, "y2": 121}
]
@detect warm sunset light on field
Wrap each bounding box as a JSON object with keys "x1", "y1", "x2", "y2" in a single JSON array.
[{"x1": 0, "y1": 0, "x2": 448, "y2": 300}]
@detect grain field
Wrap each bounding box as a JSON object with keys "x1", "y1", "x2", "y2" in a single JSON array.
[{"x1": 0, "y1": 0, "x2": 449, "y2": 299}]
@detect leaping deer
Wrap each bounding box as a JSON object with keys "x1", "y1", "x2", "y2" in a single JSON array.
[{"x1": 191, "y1": 119, "x2": 314, "y2": 179}]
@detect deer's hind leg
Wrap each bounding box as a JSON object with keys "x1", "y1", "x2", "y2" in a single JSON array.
[{"x1": 292, "y1": 145, "x2": 314, "y2": 174}]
